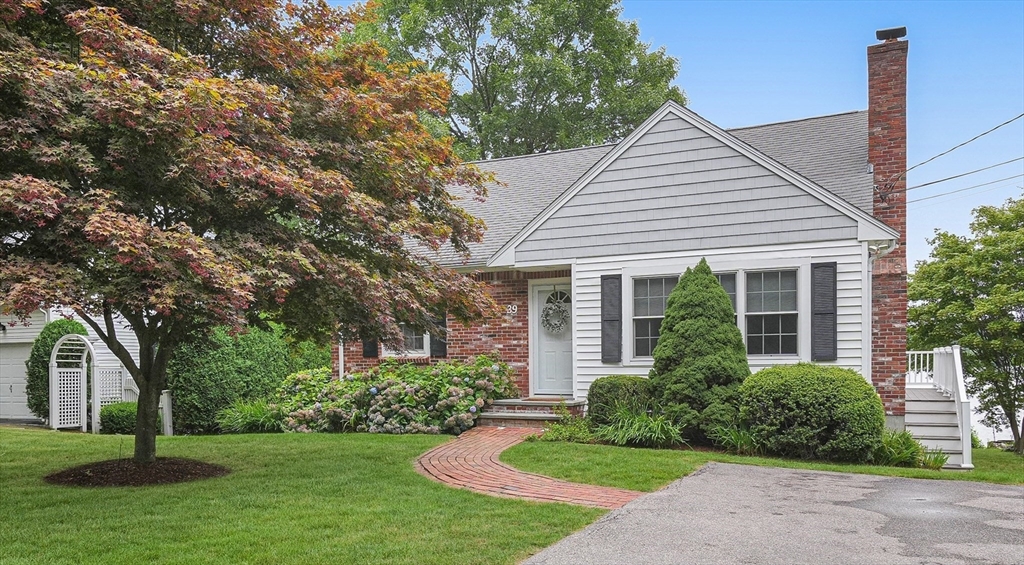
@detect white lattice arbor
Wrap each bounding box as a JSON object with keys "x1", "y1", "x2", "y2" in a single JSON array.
[{"x1": 49, "y1": 334, "x2": 93, "y2": 431}]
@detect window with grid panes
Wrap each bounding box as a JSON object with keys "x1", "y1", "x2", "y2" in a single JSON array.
[
  {"x1": 745, "y1": 270, "x2": 798, "y2": 355},
  {"x1": 715, "y1": 273, "x2": 737, "y2": 321},
  {"x1": 633, "y1": 276, "x2": 678, "y2": 357}
]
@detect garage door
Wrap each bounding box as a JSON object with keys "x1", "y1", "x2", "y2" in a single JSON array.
[{"x1": 0, "y1": 343, "x2": 35, "y2": 420}]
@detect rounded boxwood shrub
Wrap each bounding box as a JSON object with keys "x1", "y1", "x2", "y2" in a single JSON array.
[
  {"x1": 26, "y1": 319, "x2": 89, "y2": 419},
  {"x1": 100, "y1": 402, "x2": 138, "y2": 435},
  {"x1": 739, "y1": 364, "x2": 885, "y2": 463},
  {"x1": 587, "y1": 376, "x2": 653, "y2": 426}
]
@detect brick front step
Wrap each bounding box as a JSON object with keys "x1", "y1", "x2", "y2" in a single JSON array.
[
  {"x1": 479, "y1": 397, "x2": 586, "y2": 428},
  {"x1": 475, "y1": 416, "x2": 552, "y2": 429}
]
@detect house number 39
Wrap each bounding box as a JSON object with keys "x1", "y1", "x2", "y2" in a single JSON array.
[{"x1": 506, "y1": 305, "x2": 518, "y2": 315}]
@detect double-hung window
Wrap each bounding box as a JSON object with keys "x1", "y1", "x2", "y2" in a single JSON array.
[
  {"x1": 745, "y1": 270, "x2": 798, "y2": 355},
  {"x1": 384, "y1": 324, "x2": 429, "y2": 356},
  {"x1": 632, "y1": 276, "x2": 678, "y2": 357},
  {"x1": 630, "y1": 268, "x2": 799, "y2": 359}
]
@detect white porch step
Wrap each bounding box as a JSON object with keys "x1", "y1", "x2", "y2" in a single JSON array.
[
  {"x1": 912, "y1": 436, "x2": 963, "y2": 452},
  {"x1": 906, "y1": 411, "x2": 959, "y2": 425}
]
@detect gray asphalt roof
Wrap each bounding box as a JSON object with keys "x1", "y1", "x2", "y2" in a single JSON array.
[{"x1": 430, "y1": 110, "x2": 873, "y2": 267}]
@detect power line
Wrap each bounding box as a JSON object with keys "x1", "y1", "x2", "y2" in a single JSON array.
[
  {"x1": 904, "y1": 112, "x2": 1024, "y2": 176},
  {"x1": 908, "y1": 173, "x2": 1024, "y2": 203},
  {"x1": 912, "y1": 181, "x2": 1022, "y2": 210},
  {"x1": 905, "y1": 157, "x2": 1024, "y2": 191}
]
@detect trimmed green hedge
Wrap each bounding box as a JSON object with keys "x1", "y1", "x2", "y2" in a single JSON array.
[
  {"x1": 167, "y1": 327, "x2": 292, "y2": 434},
  {"x1": 26, "y1": 319, "x2": 88, "y2": 419},
  {"x1": 587, "y1": 376, "x2": 653, "y2": 426},
  {"x1": 100, "y1": 402, "x2": 138, "y2": 435},
  {"x1": 739, "y1": 364, "x2": 885, "y2": 463}
]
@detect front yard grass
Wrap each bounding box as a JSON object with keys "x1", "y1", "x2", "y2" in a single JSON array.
[
  {"x1": 0, "y1": 427, "x2": 602, "y2": 565},
  {"x1": 501, "y1": 441, "x2": 1024, "y2": 492}
]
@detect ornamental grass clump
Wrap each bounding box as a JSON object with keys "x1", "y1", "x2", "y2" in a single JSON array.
[
  {"x1": 250, "y1": 355, "x2": 517, "y2": 435},
  {"x1": 648, "y1": 258, "x2": 750, "y2": 441}
]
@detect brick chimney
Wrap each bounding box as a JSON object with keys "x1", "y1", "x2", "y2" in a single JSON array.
[{"x1": 868, "y1": 27, "x2": 908, "y2": 422}]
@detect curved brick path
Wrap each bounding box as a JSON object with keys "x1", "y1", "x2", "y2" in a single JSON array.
[{"x1": 415, "y1": 426, "x2": 643, "y2": 509}]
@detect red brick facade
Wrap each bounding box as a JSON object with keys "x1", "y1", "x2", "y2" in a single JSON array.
[
  {"x1": 868, "y1": 36, "x2": 909, "y2": 416},
  {"x1": 337, "y1": 270, "x2": 570, "y2": 398}
]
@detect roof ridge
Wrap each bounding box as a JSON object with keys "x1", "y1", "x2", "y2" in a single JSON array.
[
  {"x1": 471, "y1": 142, "x2": 616, "y2": 165},
  {"x1": 727, "y1": 110, "x2": 866, "y2": 132}
]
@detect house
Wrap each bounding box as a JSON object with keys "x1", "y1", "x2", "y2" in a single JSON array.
[
  {"x1": 0, "y1": 309, "x2": 141, "y2": 422},
  {"x1": 339, "y1": 29, "x2": 912, "y2": 429}
]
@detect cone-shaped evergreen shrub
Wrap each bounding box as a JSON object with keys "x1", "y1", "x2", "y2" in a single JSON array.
[
  {"x1": 26, "y1": 319, "x2": 88, "y2": 419},
  {"x1": 648, "y1": 258, "x2": 750, "y2": 440}
]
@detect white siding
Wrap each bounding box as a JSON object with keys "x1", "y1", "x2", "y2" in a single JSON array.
[
  {"x1": 0, "y1": 310, "x2": 48, "y2": 343},
  {"x1": 570, "y1": 240, "x2": 867, "y2": 399},
  {"x1": 1, "y1": 309, "x2": 140, "y2": 367},
  {"x1": 516, "y1": 114, "x2": 859, "y2": 263}
]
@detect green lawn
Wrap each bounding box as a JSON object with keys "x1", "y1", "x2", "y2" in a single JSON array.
[
  {"x1": 501, "y1": 441, "x2": 1024, "y2": 492},
  {"x1": 0, "y1": 427, "x2": 602, "y2": 565}
]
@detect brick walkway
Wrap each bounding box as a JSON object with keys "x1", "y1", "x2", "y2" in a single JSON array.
[{"x1": 415, "y1": 426, "x2": 643, "y2": 509}]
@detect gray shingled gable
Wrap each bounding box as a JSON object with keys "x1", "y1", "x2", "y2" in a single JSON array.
[{"x1": 432, "y1": 110, "x2": 872, "y2": 267}]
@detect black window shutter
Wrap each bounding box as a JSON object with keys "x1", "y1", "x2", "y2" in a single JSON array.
[
  {"x1": 811, "y1": 262, "x2": 838, "y2": 361},
  {"x1": 361, "y1": 339, "x2": 378, "y2": 358},
  {"x1": 601, "y1": 274, "x2": 622, "y2": 363},
  {"x1": 429, "y1": 314, "x2": 448, "y2": 358}
]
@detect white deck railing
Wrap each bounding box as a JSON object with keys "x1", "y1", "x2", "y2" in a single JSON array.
[{"x1": 906, "y1": 346, "x2": 972, "y2": 469}]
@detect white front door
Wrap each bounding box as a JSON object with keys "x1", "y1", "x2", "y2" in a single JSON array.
[{"x1": 533, "y1": 284, "x2": 573, "y2": 395}]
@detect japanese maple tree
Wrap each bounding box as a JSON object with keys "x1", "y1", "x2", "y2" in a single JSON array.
[{"x1": 0, "y1": 0, "x2": 495, "y2": 462}]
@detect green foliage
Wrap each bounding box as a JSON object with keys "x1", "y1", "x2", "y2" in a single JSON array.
[
  {"x1": 538, "y1": 404, "x2": 595, "y2": 443},
  {"x1": 921, "y1": 450, "x2": 950, "y2": 471},
  {"x1": 587, "y1": 376, "x2": 653, "y2": 427},
  {"x1": 739, "y1": 364, "x2": 885, "y2": 463},
  {"x1": 909, "y1": 195, "x2": 1024, "y2": 453},
  {"x1": 244, "y1": 355, "x2": 517, "y2": 435},
  {"x1": 167, "y1": 327, "x2": 291, "y2": 435},
  {"x1": 216, "y1": 399, "x2": 284, "y2": 434},
  {"x1": 649, "y1": 259, "x2": 750, "y2": 441},
  {"x1": 1, "y1": 2, "x2": 497, "y2": 463},
  {"x1": 366, "y1": 0, "x2": 685, "y2": 158},
  {"x1": 100, "y1": 402, "x2": 138, "y2": 435},
  {"x1": 25, "y1": 319, "x2": 88, "y2": 419},
  {"x1": 594, "y1": 403, "x2": 684, "y2": 448},
  {"x1": 710, "y1": 424, "x2": 762, "y2": 456},
  {"x1": 972, "y1": 428, "x2": 983, "y2": 449},
  {"x1": 873, "y1": 429, "x2": 926, "y2": 467}
]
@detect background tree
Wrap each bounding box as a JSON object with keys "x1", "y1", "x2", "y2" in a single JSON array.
[
  {"x1": 365, "y1": 0, "x2": 685, "y2": 159},
  {"x1": 909, "y1": 194, "x2": 1024, "y2": 454},
  {"x1": 649, "y1": 258, "x2": 750, "y2": 441},
  {"x1": 0, "y1": 1, "x2": 495, "y2": 463}
]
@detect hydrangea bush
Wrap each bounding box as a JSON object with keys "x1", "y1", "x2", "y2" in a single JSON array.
[{"x1": 264, "y1": 355, "x2": 517, "y2": 434}]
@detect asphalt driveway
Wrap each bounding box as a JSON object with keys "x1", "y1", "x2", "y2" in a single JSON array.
[{"x1": 525, "y1": 463, "x2": 1024, "y2": 565}]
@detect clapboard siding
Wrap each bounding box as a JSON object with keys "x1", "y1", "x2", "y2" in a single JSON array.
[
  {"x1": 0, "y1": 309, "x2": 139, "y2": 367},
  {"x1": 569, "y1": 240, "x2": 867, "y2": 399},
  {"x1": 516, "y1": 114, "x2": 858, "y2": 263},
  {"x1": 0, "y1": 310, "x2": 48, "y2": 343}
]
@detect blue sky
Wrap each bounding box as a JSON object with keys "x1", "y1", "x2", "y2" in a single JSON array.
[
  {"x1": 339, "y1": 1, "x2": 1024, "y2": 266},
  {"x1": 616, "y1": 1, "x2": 1024, "y2": 267}
]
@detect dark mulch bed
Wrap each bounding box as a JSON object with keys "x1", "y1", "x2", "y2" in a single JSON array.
[{"x1": 44, "y1": 457, "x2": 230, "y2": 487}]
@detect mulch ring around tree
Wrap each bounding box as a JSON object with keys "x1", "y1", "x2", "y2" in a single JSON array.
[{"x1": 44, "y1": 458, "x2": 230, "y2": 487}]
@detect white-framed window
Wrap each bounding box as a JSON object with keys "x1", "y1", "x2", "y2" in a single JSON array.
[
  {"x1": 383, "y1": 324, "x2": 430, "y2": 357},
  {"x1": 628, "y1": 268, "x2": 800, "y2": 359},
  {"x1": 745, "y1": 270, "x2": 798, "y2": 356},
  {"x1": 632, "y1": 276, "x2": 678, "y2": 357}
]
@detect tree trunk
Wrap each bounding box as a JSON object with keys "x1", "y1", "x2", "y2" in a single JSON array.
[{"x1": 133, "y1": 378, "x2": 162, "y2": 463}]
